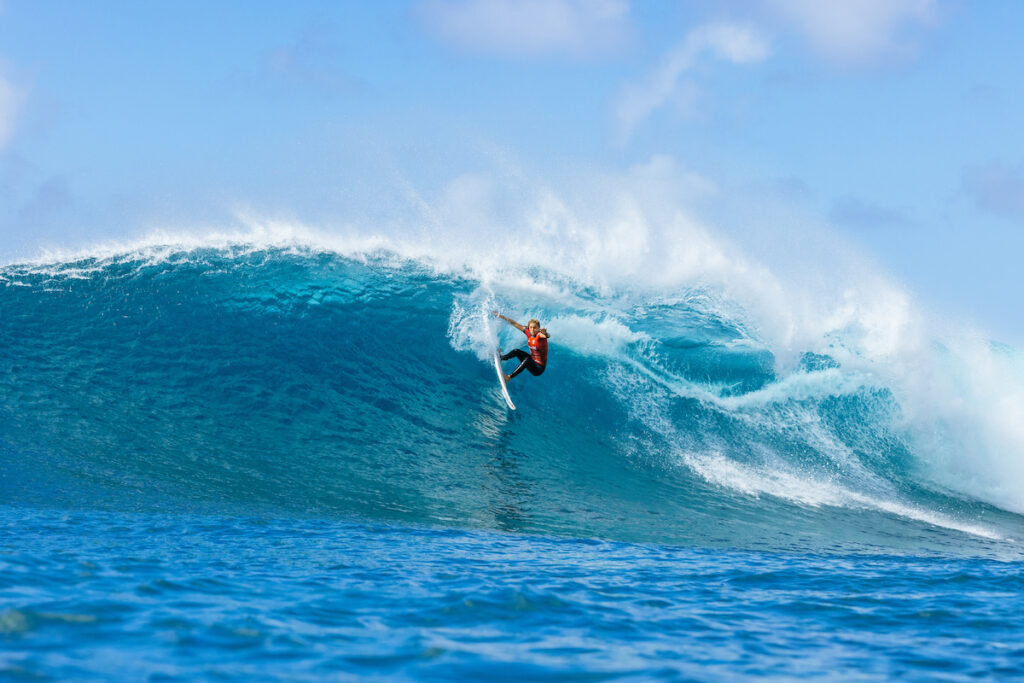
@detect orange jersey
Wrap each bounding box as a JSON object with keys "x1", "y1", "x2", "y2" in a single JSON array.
[{"x1": 525, "y1": 329, "x2": 548, "y2": 366}]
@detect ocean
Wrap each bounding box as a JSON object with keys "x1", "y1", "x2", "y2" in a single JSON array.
[{"x1": 2, "y1": 237, "x2": 1023, "y2": 680}]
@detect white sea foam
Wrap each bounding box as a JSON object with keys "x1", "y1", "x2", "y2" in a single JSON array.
[
  {"x1": 682, "y1": 449, "x2": 1002, "y2": 540},
  {"x1": 600, "y1": 347, "x2": 1004, "y2": 539}
]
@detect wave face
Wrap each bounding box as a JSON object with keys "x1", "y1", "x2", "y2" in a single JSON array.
[{"x1": 1, "y1": 243, "x2": 1022, "y2": 554}]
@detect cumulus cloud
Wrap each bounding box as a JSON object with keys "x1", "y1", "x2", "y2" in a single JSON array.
[
  {"x1": 963, "y1": 162, "x2": 1024, "y2": 224},
  {"x1": 765, "y1": 0, "x2": 938, "y2": 65},
  {"x1": 415, "y1": 0, "x2": 631, "y2": 59},
  {"x1": 614, "y1": 22, "x2": 770, "y2": 141}
]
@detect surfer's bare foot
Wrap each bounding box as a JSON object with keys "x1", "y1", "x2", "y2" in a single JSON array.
[{"x1": 504, "y1": 374, "x2": 512, "y2": 383}]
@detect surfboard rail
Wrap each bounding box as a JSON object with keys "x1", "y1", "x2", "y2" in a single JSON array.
[{"x1": 492, "y1": 350, "x2": 516, "y2": 410}]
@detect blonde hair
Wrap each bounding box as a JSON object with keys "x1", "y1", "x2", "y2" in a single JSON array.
[{"x1": 528, "y1": 318, "x2": 541, "y2": 327}]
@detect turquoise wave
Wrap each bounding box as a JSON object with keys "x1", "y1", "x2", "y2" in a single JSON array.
[{"x1": 1, "y1": 245, "x2": 1019, "y2": 554}]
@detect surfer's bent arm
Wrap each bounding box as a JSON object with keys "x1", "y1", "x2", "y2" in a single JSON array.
[{"x1": 492, "y1": 311, "x2": 525, "y2": 332}]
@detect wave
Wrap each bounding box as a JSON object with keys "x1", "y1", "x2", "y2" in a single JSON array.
[{"x1": 2, "y1": 231, "x2": 1022, "y2": 553}]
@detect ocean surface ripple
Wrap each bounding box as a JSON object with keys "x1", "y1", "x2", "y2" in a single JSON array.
[{"x1": 4, "y1": 508, "x2": 1024, "y2": 681}]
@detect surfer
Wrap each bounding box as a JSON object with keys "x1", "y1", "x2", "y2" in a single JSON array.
[{"x1": 492, "y1": 311, "x2": 549, "y2": 382}]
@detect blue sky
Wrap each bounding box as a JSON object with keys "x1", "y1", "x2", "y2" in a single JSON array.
[{"x1": 2, "y1": 1, "x2": 1024, "y2": 339}]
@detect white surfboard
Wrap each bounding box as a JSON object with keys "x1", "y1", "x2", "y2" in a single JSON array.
[{"x1": 492, "y1": 349, "x2": 516, "y2": 410}]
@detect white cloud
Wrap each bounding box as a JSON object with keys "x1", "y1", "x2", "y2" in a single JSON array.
[
  {"x1": 0, "y1": 69, "x2": 21, "y2": 150},
  {"x1": 415, "y1": 0, "x2": 631, "y2": 59},
  {"x1": 765, "y1": 0, "x2": 938, "y2": 65},
  {"x1": 693, "y1": 23, "x2": 773, "y2": 64},
  {"x1": 614, "y1": 22, "x2": 769, "y2": 142}
]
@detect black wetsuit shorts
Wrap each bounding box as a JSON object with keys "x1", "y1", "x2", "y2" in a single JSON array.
[{"x1": 501, "y1": 349, "x2": 546, "y2": 379}]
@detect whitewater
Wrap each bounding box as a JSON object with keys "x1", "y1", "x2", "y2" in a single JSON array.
[{"x1": 3, "y1": 216, "x2": 1024, "y2": 679}]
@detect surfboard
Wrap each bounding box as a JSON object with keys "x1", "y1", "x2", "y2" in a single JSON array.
[{"x1": 492, "y1": 349, "x2": 516, "y2": 410}]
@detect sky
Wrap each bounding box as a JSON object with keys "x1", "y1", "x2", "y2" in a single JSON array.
[{"x1": 2, "y1": 0, "x2": 1024, "y2": 340}]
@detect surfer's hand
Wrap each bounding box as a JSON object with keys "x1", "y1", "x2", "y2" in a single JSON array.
[{"x1": 491, "y1": 310, "x2": 499, "y2": 317}]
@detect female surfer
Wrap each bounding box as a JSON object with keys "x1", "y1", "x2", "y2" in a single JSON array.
[{"x1": 492, "y1": 311, "x2": 549, "y2": 382}]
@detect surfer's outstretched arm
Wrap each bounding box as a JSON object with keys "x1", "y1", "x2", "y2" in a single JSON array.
[{"x1": 492, "y1": 311, "x2": 525, "y2": 332}]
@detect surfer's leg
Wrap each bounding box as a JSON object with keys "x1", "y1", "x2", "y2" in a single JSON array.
[
  {"x1": 507, "y1": 358, "x2": 530, "y2": 380},
  {"x1": 508, "y1": 357, "x2": 544, "y2": 380},
  {"x1": 502, "y1": 349, "x2": 529, "y2": 363}
]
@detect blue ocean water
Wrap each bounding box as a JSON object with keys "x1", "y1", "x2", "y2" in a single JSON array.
[{"x1": 3, "y1": 244, "x2": 1024, "y2": 680}]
